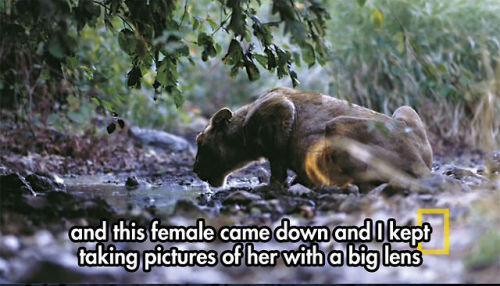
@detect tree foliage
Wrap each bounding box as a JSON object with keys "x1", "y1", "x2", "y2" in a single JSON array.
[{"x1": 0, "y1": 0, "x2": 330, "y2": 111}]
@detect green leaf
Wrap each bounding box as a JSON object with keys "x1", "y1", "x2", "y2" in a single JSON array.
[
  {"x1": 118, "y1": 29, "x2": 136, "y2": 55},
  {"x1": 302, "y1": 43, "x2": 316, "y2": 67},
  {"x1": 117, "y1": 119, "x2": 125, "y2": 128},
  {"x1": 91, "y1": 97, "x2": 101, "y2": 106},
  {"x1": 156, "y1": 60, "x2": 178, "y2": 87},
  {"x1": 289, "y1": 69, "x2": 299, "y2": 87},
  {"x1": 127, "y1": 66, "x2": 142, "y2": 88},
  {"x1": 107, "y1": 122, "x2": 116, "y2": 134},
  {"x1": 357, "y1": 0, "x2": 367, "y2": 7},
  {"x1": 244, "y1": 58, "x2": 260, "y2": 81},
  {"x1": 170, "y1": 89, "x2": 184, "y2": 108},
  {"x1": 293, "y1": 52, "x2": 302, "y2": 68},
  {"x1": 223, "y1": 39, "x2": 243, "y2": 65},
  {"x1": 265, "y1": 47, "x2": 276, "y2": 69},
  {"x1": 393, "y1": 32, "x2": 405, "y2": 54},
  {"x1": 254, "y1": 54, "x2": 268, "y2": 69},
  {"x1": 66, "y1": 56, "x2": 78, "y2": 70},
  {"x1": 251, "y1": 15, "x2": 273, "y2": 46},
  {"x1": 48, "y1": 38, "x2": 65, "y2": 59},
  {"x1": 192, "y1": 17, "x2": 200, "y2": 30},
  {"x1": 206, "y1": 17, "x2": 218, "y2": 31},
  {"x1": 227, "y1": 0, "x2": 247, "y2": 38},
  {"x1": 371, "y1": 9, "x2": 384, "y2": 30},
  {"x1": 197, "y1": 32, "x2": 216, "y2": 61},
  {"x1": 275, "y1": 46, "x2": 291, "y2": 78}
]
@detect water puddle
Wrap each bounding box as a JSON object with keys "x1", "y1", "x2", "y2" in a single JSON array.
[{"x1": 63, "y1": 174, "x2": 211, "y2": 214}]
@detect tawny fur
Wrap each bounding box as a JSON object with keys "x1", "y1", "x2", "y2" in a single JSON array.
[{"x1": 193, "y1": 87, "x2": 433, "y2": 189}]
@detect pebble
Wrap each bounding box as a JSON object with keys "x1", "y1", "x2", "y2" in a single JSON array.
[
  {"x1": 486, "y1": 151, "x2": 500, "y2": 174},
  {"x1": 0, "y1": 257, "x2": 8, "y2": 277},
  {"x1": 125, "y1": 176, "x2": 140, "y2": 189},
  {"x1": 34, "y1": 230, "x2": 54, "y2": 248},
  {"x1": 0, "y1": 166, "x2": 10, "y2": 176},
  {"x1": 255, "y1": 167, "x2": 270, "y2": 184},
  {"x1": 0, "y1": 173, "x2": 36, "y2": 196},
  {"x1": 223, "y1": 190, "x2": 261, "y2": 205},
  {"x1": 174, "y1": 199, "x2": 203, "y2": 216},
  {"x1": 288, "y1": 184, "x2": 313, "y2": 196},
  {"x1": 248, "y1": 200, "x2": 273, "y2": 213},
  {"x1": 25, "y1": 173, "x2": 66, "y2": 193},
  {"x1": 0, "y1": 235, "x2": 21, "y2": 257}
]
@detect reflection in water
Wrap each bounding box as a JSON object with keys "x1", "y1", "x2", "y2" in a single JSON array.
[{"x1": 64, "y1": 174, "x2": 210, "y2": 215}]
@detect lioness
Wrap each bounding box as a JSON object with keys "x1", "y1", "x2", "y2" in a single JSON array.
[{"x1": 194, "y1": 87, "x2": 432, "y2": 189}]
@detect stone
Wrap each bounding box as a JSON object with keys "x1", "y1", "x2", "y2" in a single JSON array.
[
  {"x1": 255, "y1": 167, "x2": 270, "y2": 184},
  {"x1": 0, "y1": 235, "x2": 21, "y2": 257},
  {"x1": 288, "y1": 184, "x2": 312, "y2": 196},
  {"x1": 129, "y1": 126, "x2": 192, "y2": 152},
  {"x1": 223, "y1": 190, "x2": 261, "y2": 205},
  {"x1": 125, "y1": 176, "x2": 139, "y2": 189},
  {"x1": 346, "y1": 184, "x2": 360, "y2": 196},
  {"x1": 248, "y1": 200, "x2": 273, "y2": 213},
  {"x1": 0, "y1": 173, "x2": 36, "y2": 196},
  {"x1": 0, "y1": 166, "x2": 10, "y2": 176},
  {"x1": 417, "y1": 174, "x2": 471, "y2": 193},
  {"x1": 173, "y1": 199, "x2": 203, "y2": 216},
  {"x1": 486, "y1": 151, "x2": 500, "y2": 174},
  {"x1": 441, "y1": 165, "x2": 477, "y2": 179},
  {"x1": 25, "y1": 173, "x2": 66, "y2": 193}
]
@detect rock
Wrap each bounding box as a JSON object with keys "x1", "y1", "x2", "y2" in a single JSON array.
[
  {"x1": 211, "y1": 190, "x2": 230, "y2": 201},
  {"x1": 0, "y1": 166, "x2": 10, "y2": 176},
  {"x1": 0, "y1": 235, "x2": 21, "y2": 257},
  {"x1": 315, "y1": 185, "x2": 343, "y2": 194},
  {"x1": 266, "y1": 199, "x2": 285, "y2": 214},
  {"x1": 441, "y1": 165, "x2": 477, "y2": 179},
  {"x1": 417, "y1": 194, "x2": 434, "y2": 202},
  {"x1": 276, "y1": 196, "x2": 314, "y2": 214},
  {"x1": 0, "y1": 173, "x2": 36, "y2": 196},
  {"x1": 486, "y1": 151, "x2": 500, "y2": 174},
  {"x1": 197, "y1": 193, "x2": 211, "y2": 205},
  {"x1": 250, "y1": 206, "x2": 262, "y2": 215},
  {"x1": 223, "y1": 190, "x2": 261, "y2": 205},
  {"x1": 173, "y1": 199, "x2": 204, "y2": 216},
  {"x1": 174, "y1": 117, "x2": 209, "y2": 141},
  {"x1": 346, "y1": 184, "x2": 360, "y2": 196},
  {"x1": 129, "y1": 126, "x2": 192, "y2": 152},
  {"x1": 439, "y1": 164, "x2": 488, "y2": 185},
  {"x1": 25, "y1": 173, "x2": 66, "y2": 193},
  {"x1": 248, "y1": 200, "x2": 274, "y2": 214},
  {"x1": 0, "y1": 257, "x2": 8, "y2": 278},
  {"x1": 300, "y1": 205, "x2": 315, "y2": 218},
  {"x1": 289, "y1": 184, "x2": 313, "y2": 196},
  {"x1": 46, "y1": 191, "x2": 75, "y2": 205},
  {"x1": 476, "y1": 165, "x2": 486, "y2": 175},
  {"x1": 125, "y1": 176, "x2": 140, "y2": 189},
  {"x1": 34, "y1": 230, "x2": 54, "y2": 248},
  {"x1": 417, "y1": 174, "x2": 471, "y2": 193},
  {"x1": 80, "y1": 197, "x2": 115, "y2": 219},
  {"x1": 255, "y1": 167, "x2": 270, "y2": 184},
  {"x1": 10, "y1": 255, "x2": 118, "y2": 283},
  {"x1": 339, "y1": 196, "x2": 363, "y2": 213}
]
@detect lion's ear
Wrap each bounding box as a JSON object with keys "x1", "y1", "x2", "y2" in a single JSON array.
[{"x1": 212, "y1": 108, "x2": 233, "y2": 128}]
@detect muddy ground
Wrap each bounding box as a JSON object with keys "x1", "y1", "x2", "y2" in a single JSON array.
[{"x1": 0, "y1": 123, "x2": 499, "y2": 283}]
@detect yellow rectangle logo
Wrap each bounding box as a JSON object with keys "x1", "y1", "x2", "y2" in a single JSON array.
[{"x1": 417, "y1": 208, "x2": 450, "y2": 255}]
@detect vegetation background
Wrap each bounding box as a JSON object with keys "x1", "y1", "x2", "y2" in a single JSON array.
[{"x1": 1, "y1": 0, "x2": 498, "y2": 150}]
